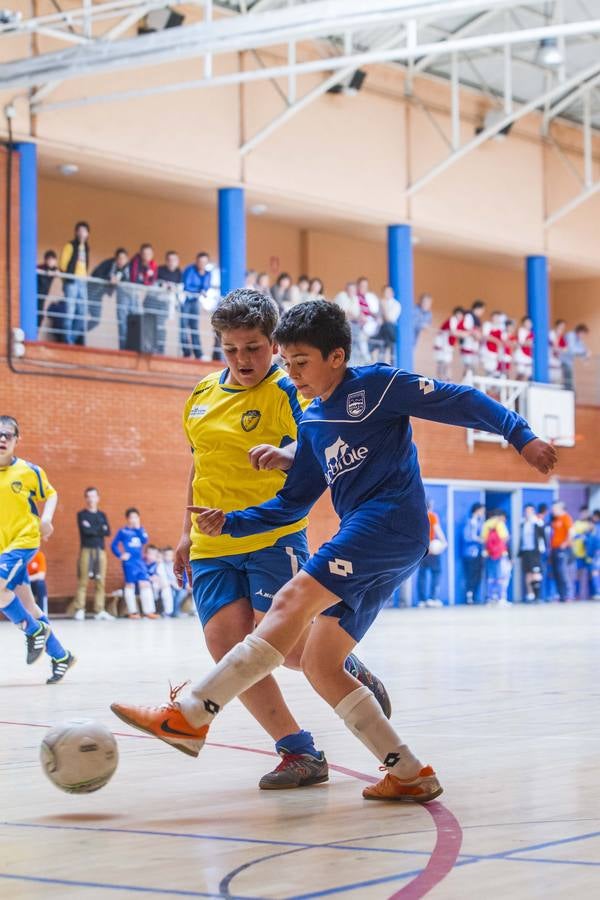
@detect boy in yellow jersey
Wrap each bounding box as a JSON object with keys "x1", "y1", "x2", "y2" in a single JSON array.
[
  {"x1": 113, "y1": 291, "x2": 390, "y2": 789},
  {"x1": 0, "y1": 416, "x2": 75, "y2": 683}
]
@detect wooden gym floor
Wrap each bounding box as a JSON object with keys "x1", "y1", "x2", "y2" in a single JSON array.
[{"x1": 1, "y1": 603, "x2": 599, "y2": 899}]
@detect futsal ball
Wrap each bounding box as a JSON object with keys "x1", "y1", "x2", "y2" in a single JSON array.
[
  {"x1": 40, "y1": 720, "x2": 118, "y2": 794},
  {"x1": 429, "y1": 538, "x2": 445, "y2": 556}
]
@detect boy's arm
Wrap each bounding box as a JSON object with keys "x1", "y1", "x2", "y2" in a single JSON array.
[
  {"x1": 40, "y1": 492, "x2": 58, "y2": 541},
  {"x1": 389, "y1": 371, "x2": 557, "y2": 474},
  {"x1": 175, "y1": 462, "x2": 195, "y2": 587},
  {"x1": 191, "y1": 434, "x2": 326, "y2": 538},
  {"x1": 110, "y1": 531, "x2": 122, "y2": 558}
]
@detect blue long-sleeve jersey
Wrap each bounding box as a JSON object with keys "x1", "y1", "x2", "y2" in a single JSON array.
[
  {"x1": 110, "y1": 526, "x2": 148, "y2": 561},
  {"x1": 222, "y1": 365, "x2": 537, "y2": 548}
]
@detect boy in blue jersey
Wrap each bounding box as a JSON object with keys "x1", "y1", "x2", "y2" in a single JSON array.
[
  {"x1": 111, "y1": 509, "x2": 159, "y2": 619},
  {"x1": 114, "y1": 290, "x2": 390, "y2": 790},
  {"x1": 112, "y1": 301, "x2": 556, "y2": 803},
  {"x1": 0, "y1": 416, "x2": 76, "y2": 683}
]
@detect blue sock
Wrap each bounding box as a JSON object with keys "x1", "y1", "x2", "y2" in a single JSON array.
[
  {"x1": 2, "y1": 597, "x2": 41, "y2": 635},
  {"x1": 39, "y1": 615, "x2": 67, "y2": 660},
  {"x1": 275, "y1": 729, "x2": 320, "y2": 758}
]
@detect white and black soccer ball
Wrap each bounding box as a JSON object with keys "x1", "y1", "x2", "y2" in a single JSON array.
[{"x1": 40, "y1": 720, "x2": 118, "y2": 794}]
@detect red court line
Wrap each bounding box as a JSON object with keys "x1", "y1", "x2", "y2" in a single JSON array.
[{"x1": 1, "y1": 719, "x2": 463, "y2": 898}]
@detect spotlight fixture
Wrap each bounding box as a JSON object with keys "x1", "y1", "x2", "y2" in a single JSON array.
[
  {"x1": 327, "y1": 69, "x2": 367, "y2": 96},
  {"x1": 138, "y1": 7, "x2": 184, "y2": 34},
  {"x1": 538, "y1": 37, "x2": 563, "y2": 68}
]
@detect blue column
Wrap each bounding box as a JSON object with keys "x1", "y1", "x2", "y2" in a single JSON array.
[
  {"x1": 388, "y1": 224, "x2": 414, "y2": 371},
  {"x1": 218, "y1": 187, "x2": 246, "y2": 296},
  {"x1": 15, "y1": 142, "x2": 38, "y2": 341},
  {"x1": 526, "y1": 255, "x2": 549, "y2": 384}
]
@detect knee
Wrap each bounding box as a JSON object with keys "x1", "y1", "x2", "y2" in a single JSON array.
[
  {"x1": 271, "y1": 583, "x2": 309, "y2": 625},
  {"x1": 300, "y1": 645, "x2": 340, "y2": 690},
  {"x1": 204, "y1": 627, "x2": 242, "y2": 663}
]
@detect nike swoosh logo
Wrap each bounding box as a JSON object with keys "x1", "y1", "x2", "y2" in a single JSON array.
[{"x1": 160, "y1": 719, "x2": 198, "y2": 737}]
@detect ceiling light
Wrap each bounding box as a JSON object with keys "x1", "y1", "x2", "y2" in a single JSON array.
[
  {"x1": 58, "y1": 163, "x2": 79, "y2": 176},
  {"x1": 138, "y1": 7, "x2": 185, "y2": 33},
  {"x1": 538, "y1": 37, "x2": 563, "y2": 68},
  {"x1": 249, "y1": 203, "x2": 268, "y2": 216},
  {"x1": 327, "y1": 69, "x2": 367, "y2": 96},
  {"x1": 0, "y1": 9, "x2": 22, "y2": 26}
]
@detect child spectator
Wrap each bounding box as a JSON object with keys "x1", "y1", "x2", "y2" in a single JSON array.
[
  {"x1": 152, "y1": 250, "x2": 183, "y2": 355},
  {"x1": 70, "y1": 486, "x2": 112, "y2": 621},
  {"x1": 89, "y1": 248, "x2": 131, "y2": 344},
  {"x1": 462, "y1": 502, "x2": 485, "y2": 604},
  {"x1": 256, "y1": 272, "x2": 270, "y2": 294},
  {"x1": 356, "y1": 277, "x2": 379, "y2": 338},
  {"x1": 481, "y1": 311, "x2": 505, "y2": 376},
  {"x1": 244, "y1": 269, "x2": 258, "y2": 289},
  {"x1": 295, "y1": 275, "x2": 311, "y2": 303},
  {"x1": 562, "y1": 324, "x2": 590, "y2": 391},
  {"x1": 518, "y1": 504, "x2": 545, "y2": 602},
  {"x1": 515, "y1": 315, "x2": 534, "y2": 381},
  {"x1": 110, "y1": 508, "x2": 159, "y2": 619},
  {"x1": 161, "y1": 546, "x2": 191, "y2": 616},
  {"x1": 434, "y1": 306, "x2": 464, "y2": 380},
  {"x1": 549, "y1": 319, "x2": 567, "y2": 384},
  {"x1": 271, "y1": 273, "x2": 294, "y2": 312},
  {"x1": 309, "y1": 277, "x2": 325, "y2": 300},
  {"x1": 37, "y1": 250, "x2": 59, "y2": 329},
  {"x1": 416, "y1": 498, "x2": 447, "y2": 608},
  {"x1": 413, "y1": 293, "x2": 433, "y2": 347},
  {"x1": 499, "y1": 318, "x2": 518, "y2": 377},
  {"x1": 571, "y1": 506, "x2": 593, "y2": 600},
  {"x1": 27, "y1": 549, "x2": 48, "y2": 617},
  {"x1": 587, "y1": 510, "x2": 600, "y2": 600},
  {"x1": 549, "y1": 500, "x2": 573, "y2": 602},
  {"x1": 482, "y1": 510, "x2": 510, "y2": 604},
  {"x1": 375, "y1": 285, "x2": 401, "y2": 363},
  {"x1": 145, "y1": 544, "x2": 174, "y2": 616},
  {"x1": 458, "y1": 300, "x2": 485, "y2": 375}
]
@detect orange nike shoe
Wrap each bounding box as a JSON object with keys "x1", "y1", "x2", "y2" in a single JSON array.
[
  {"x1": 110, "y1": 682, "x2": 209, "y2": 758},
  {"x1": 362, "y1": 766, "x2": 443, "y2": 803}
]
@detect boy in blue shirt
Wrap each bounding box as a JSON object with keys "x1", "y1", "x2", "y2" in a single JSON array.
[
  {"x1": 112, "y1": 300, "x2": 557, "y2": 803},
  {"x1": 111, "y1": 508, "x2": 158, "y2": 618}
]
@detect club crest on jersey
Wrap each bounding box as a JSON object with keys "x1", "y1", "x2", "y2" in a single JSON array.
[
  {"x1": 346, "y1": 390, "x2": 366, "y2": 418},
  {"x1": 241, "y1": 409, "x2": 261, "y2": 432},
  {"x1": 324, "y1": 436, "x2": 368, "y2": 485},
  {"x1": 10, "y1": 480, "x2": 23, "y2": 494}
]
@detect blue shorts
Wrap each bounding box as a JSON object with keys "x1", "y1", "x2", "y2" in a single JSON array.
[
  {"x1": 191, "y1": 531, "x2": 309, "y2": 627},
  {"x1": 122, "y1": 559, "x2": 150, "y2": 584},
  {"x1": 303, "y1": 516, "x2": 427, "y2": 642},
  {"x1": 0, "y1": 548, "x2": 35, "y2": 591}
]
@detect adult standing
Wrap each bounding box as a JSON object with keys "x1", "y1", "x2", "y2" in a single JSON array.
[
  {"x1": 69, "y1": 487, "x2": 112, "y2": 620},
  {"x1": 182, "y1": 252, "x2": 211, "y2": 359},
  {"x1": 561, "y1": 324, "x2": 590, "y2": 391},
  {"x1": 549, "y1": 501, "x2": 573, "y2": 602},
  {"x1": 155, "y1": 250, "x2": 183, "y2": 355},
  {"x1": 462, "y1": 502, "x2": 484, "y2": 604},
  {"x1": 89, "y1": 248, "x2": 130, "y2": 342},
  {"x1": 60, "y1": 221, "x2": 90, "y2": 345}
]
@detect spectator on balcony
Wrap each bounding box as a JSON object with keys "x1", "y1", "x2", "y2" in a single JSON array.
[
  {"x1": 459, "y1": 300, "x2": 485, "y2": 375},
  {"x1": 375, "y1": 285, "x2": 401, "y2": 363},
  {"x1": 256, "y1": 272, "x2": 270, "y2": 294},
  {"x1": 481, "y1": 311, "x2": 505, "y2": 376},
  {"x1": 271, "y1": 272, "x2": 294, "y2": 312},
  {"x1": 434, "y1": 306, "x2": 464, "y2": 380},
  {"x1": 309, "y1": 277, "x2": 325, "y2": 300},
  {"x1": 334, "y1": 282, "x2": 368, "y2": 365},
  {"x1": 499, "y1": 318, "x2": 517, "y2": 377},
  {"x1": 37, "y1": 250, "x2": 59, "y2": 329},
  {"x1": 244, "y1": 269, "x2": 258, "y2": 289},
  {"x1": 181, "y1": 252, "x2": 211, "y2": 359},
  {"x1": 356, "y1": 276, "x2": 379, "y2": 342},
  {"x1": 561, "y1": 323, "x2": 590, "y2": 391},
  {"x1": 88, "y1": 248, "x2": 130, "y2": 341},
  {"x1": 59, "y1": 220, "x2": 90, "y2": 346},
  {"x1": 549, "y1": 319, "x2": 567, "y2": 384},
  {"x1": 515, "y1": 315, "x2": 534, "y2": 381},
  {"x1": 413, "y1": 293, "x2": 433, "y2": 347},
  {"x1": 295, "y1": 274, "x2": 311, "y2": 303},
  {"x1": 151, "y1": 250, "x2": 183, "y2": 355}
]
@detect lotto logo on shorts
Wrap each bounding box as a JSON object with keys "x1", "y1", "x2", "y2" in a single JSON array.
[{"x1": 328, "y1": 558, "x2": 353, "y2": 577}]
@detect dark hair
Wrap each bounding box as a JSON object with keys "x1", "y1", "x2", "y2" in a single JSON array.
[
  {"x1": 165, "y1": 250, "x2": 178, "y2": 258},
  {"x1": 115, "y1": 247, "x2": 128, "y2": 257},
  {"x1": 75, "y1": 221, "x2": 89, "y2": 232},
  {"x1": 162, "y1": 545, "x2": 173, "y2": 552},
  {"x1": 593, "y1": 509, "x2": 600, "y2": 518},
  {"x1": 555, "y1": 318, "x2": 566, "y2": 327},
  {"x1": 274, "y1": 300, "x2": 352, "y2": 361},
  {"x1": 140, "y1": 243, "x2": 153, "y2": 252},
  {"x1": 84, "y1": 486, "x2": 99, "y2": 496},
  {"x1": 537, "y1": 503, "x2": 549, "y2": 513},
  {"x1": 470, "y1": 502, "x2": 484, "y2": 515},
  {"x1": 197, "y1": 251, "x2": 209, "y2": 259},
  {"x1": 523, "y1": 503, "x2": 535, "y2": 511},
  {"x1": 44, "y1": 249, "x2": 57, "y2": 260},
  {"x1": 575, "y1": 323, "x2": 589, "y2": 333},
  {"x1": 211, "y1": 289, "x2": 279, "y2": 339},
  {"x1": 276, "y1": 272, "x2": 291, "y2": 286},
  {"x1": 452, "y1": 306, "x2": 464, "y2": 316},
  {"x1": 297, "y1": 274, "x2": 310, "y2": 284},
  {"x1": 0, "y1": 415, "x2": 19, "y2": 436},
  {"x1": 489, "y1": 508, "x2": 505, "y2": 518},
  {"x1": 472, "y1": 300, "x2": 486, "y2": 310},
  {"x1": 125, "y1": 507, "x2": 140, "y2": 517},
  {"x1": 357, "y1": 275, "x2": 368, "y2": 284},
  {"x1": 146, "y1": 544, "x2": 158, "y2": 552}
]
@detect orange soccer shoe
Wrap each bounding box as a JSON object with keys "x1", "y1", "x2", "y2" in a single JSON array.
[
  {"x1": 111, "y1": 682, "x2": 209, "y2": 758},
  {"x1": 362, "y1": 766, "x2": 443, "y2": 803}
]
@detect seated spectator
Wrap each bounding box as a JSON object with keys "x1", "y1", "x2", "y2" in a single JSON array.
[
  {"x1": 154, "y1": 250, "x2": 183, "y2": 355},
  {"x1": 434, "y1": 306, "x2": 464, "y2": 380},
  {"x1": 499, "y1": 318, "x2": 517, "y2": 377},
  {"x1": 309, "y1": 277, "x2": 325, "y2": 300},
  {"x1": 515, "y1": 315, "x2": 533, "y2": 381},
  {"x1": 161, "y1": 546, "x2": 192, "y2": 617},
  {"x1": 181, "y1": 252, "x2": 211, "y2": 359},
  {"x1": 244, "y1": 269, "x2": 258, "y2": 289},
  {"x1": 145, "y1": 545, "x2": 174, "y2": 616},
  {"x1": 459, "y1": 300, "x2": 485, "y2": 375},
  {"x1": 562, "y1": 323, "x2": 590, "y2": 391},
  {"x1": 549, "y1": 319, "x2": 567, "y2": 384},
  {"x1": 295, "y1": 274, "x2": 311, "y2": 303},
  {"x1": 481, "y1": 311, "x2": 505, "y2": 376},
  {"x1": 60, "y1": 220, "x2": 90, "y2": 346},
  {"x1": 256, "y1": 272, "x2": 270, "y2": 294},
  {"x1": 88, "y1": 248, "x2": 130, "y2": 344},
  {"x1": 413, "y1": 293, "x2": 433, "y2": 347},
  {"x1": 271, "y1": 272, "x2": 294, "y2": 312},
  {"x1": 374, "y1": 285, "x2": 401, "y2": 363},
  {"x1": 356, "y1": 276, "x2": 379, "y2": 339},
  {"x1": 36, "y1": 250, "x2": 59, "y2": 329}
]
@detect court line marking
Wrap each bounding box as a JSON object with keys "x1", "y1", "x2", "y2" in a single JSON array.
[
  {"x1": 1, "y1": 719, "x2": 463, "y2": 899},
  {"x1": 0, "y1": 873, "x2": 263, "y2": 899}
]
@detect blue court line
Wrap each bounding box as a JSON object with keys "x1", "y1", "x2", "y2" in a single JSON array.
[
  {"x1": 506, "y1": 856, "x2": 600, "y2": 868},
  {"x1": 0, "y1": 873, "x2": 263, "y2": 900}
]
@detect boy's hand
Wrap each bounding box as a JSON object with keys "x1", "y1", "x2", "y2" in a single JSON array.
[
  {"x1": 521, "y1": 438, "x2": 558, "y2": 475},
  {"x1": 249, "y1": 444, "x2": 294, "y2": 471},
  {"x1": 40, "y1": 520, "x2": 54, "y2": 541},
  {"x1": 174, "y1": 534, "x2": 192, "y2": 587},
  {"x1": 187, "y1": 506, "x2": 226, "y2": 536},
  {"x1": 121, "y1": 552, "x2": 131, "y2": 561}
]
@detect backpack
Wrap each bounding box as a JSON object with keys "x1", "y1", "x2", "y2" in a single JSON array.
[{"x1": 485, "y1": 526, "x2": 506, "y2": 560}]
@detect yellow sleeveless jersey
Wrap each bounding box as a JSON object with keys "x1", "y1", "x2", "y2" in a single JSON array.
[
  {"x1": 184, "y1": 364, "x2": 310, "y2": 559},
  {"x1": 0, "y1": 457, "x2": 56, "y2": 552}
]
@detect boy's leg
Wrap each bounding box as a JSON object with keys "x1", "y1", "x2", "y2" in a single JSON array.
[
  {"x1": 0, "y1": 551, "x2": 50, "y2": 664},
  {"x1": 139, "y1": 580, "x2": 158, "y2": 617},
  {"x1": 15, "y1": 582, "x2": 76, "y2": 682}
]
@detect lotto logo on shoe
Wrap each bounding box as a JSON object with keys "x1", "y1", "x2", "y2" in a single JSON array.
[
  {"x1": 328, "y1": 558, "x2": 353, "y2": 577},
  {"x1": 324, "y1": 436, "x2": 368, "y2": 485}
]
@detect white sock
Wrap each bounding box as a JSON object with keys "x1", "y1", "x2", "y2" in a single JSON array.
[
  {"x1": 335, "y1": 686, "x2": 422, "y2": 779},
  {"x1": 140, "y1": 586, "x2": 156, "y2": 615},
  {"x1": 124, "y1": 585, "x2": 137, "y2": 615},
  {"x1": 161, "y1": 585, "x2": 174, "y2": 616},
  {"x1": 179, "y1": 634, "x2": 284, "y2": 727}
]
